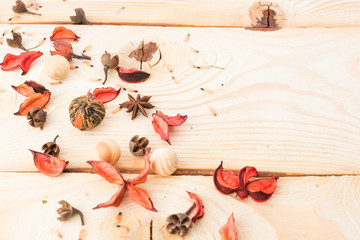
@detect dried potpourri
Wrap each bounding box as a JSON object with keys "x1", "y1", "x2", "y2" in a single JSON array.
[
  {"x1": 219, "y1": 213, "x2": 238, "y2": 240},
  {"x1": 29, "y1": 150, "x2": 69, "y2": 177},
  {"x1": 69, "y1": 95, "x2": 105, "y2": 130},
  {"x1": 50, "y1": 26, "x2": 80, "y2": 41},
  {"x1": 12, "y1": 0, "x2": 41, "y2": 15},
  {"x1": 6, "y1": 32, "x2": 45, "y2": 51},
  {"x1": 152, "y1": 110, "x2": 187, "y2": 145},
  {"x1": 101, "y1": 52, "x2": 119, "y2": 84},
  {"x1": 87, "y1": 149, "x2": 157, "y2": 211},
  {"x1": 51, "y1": 40, "x2": 91, "y2": 61},
  {"x1": 57, "y1": 200, "x2": 84, "y2": 225},
  {"x1": 27, "y1": 107, "x2": 46, "y2": 129},
  {"x1": 213, "y1": 161, "x2": 279, "y2": 202},
  {"x1": 1, "y1": 51, "x2": 43, "y2": 75},
  {"x1": 166, "y1": 191, "x2": 204, "y2": 236},
  {"x1": 70, "y1": 8, "x2": 91, "y2": 25},
  {"x1": 87, "y1": 87, "x2": 121, "y2": 104},
  {"x1": 12, "y1": 80, "x2": 51, "y2": 115},
  {"x1": 120, "y1": 93, "x2": 155, "y2": 120},
  {"x1": 117, "y1": 66, "x2": 150, "y2": 83},
  {"x1": 42, "y1": 135, "x2": 60, "y2": 157},
  {"x1": 129, "y1": 41, "x2": 158, "y2": 70}
]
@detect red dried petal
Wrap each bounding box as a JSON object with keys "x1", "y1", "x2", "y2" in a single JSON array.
[
  {"x1": 154, "y1": 110, "x2": 187, "y2": 126},
  {"x1": 127, "y1": 149, "x2": 150, "y2": 185},
  {"x1": 187, "y1": 191, "x2": 204, "y2": 223},
  {"x1": 152, "y1": 113, "x2": 171, "y2": 144},
  {"x1": 19, "y1": 51, "x2": 43, "y2": 75},
  {"x1": 50, "y1": 51, "x2": 71, "y2": 61},
  {"x1": 213, "y1": 161, "x2": 240, "y2": 195},
  {"x1": 30, "y1": 149, "x2": 69, "y2": 177},
  {"x1": 219, "y1": 213, "x2": 238, "y2": 240},
  {"x1": 238, "y1": 166, "x2": 258, "y2": 188},
  {"x1": 14, "y1": 91, "x2": 50, "y2": 116},
  {"x1": 1, "y1": 51, "x2": 42, "y2": 75},
  {"x1": 127, "y1": 183, "x2": 157, "y2": 212},
  {"x1": 50, "y1": 26, "x2": 80, "y2": 41},
  {"x1": 87, "y1": 161, "x2": 125, "y2": 185},
  {"x1": 87, "y1": 87, "x2": 121, "y2": 104},
  {"x1": 12, "y1": 80, "x2": 46, "y2": 97},
  {"x1": 0, "y1": 53, "x2": 20, "y2": 71},
  {"x1": 117, "y1": 66, "x2": 150, "y2": 83},
  {"x1": 246, "y1": 177, "x2": 278, "y2": 202},
  {"x1": 236, "y1": 189, "x2": 249, "y2": 200},
  {"x1": 93, "y1": 184, "x2": 126, "y2": 209}
]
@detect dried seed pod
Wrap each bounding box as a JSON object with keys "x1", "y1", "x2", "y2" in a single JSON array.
[
  {"x1": 93, "y1": 139, "x2": 121, "y2": 165},
  {"x1": 42, "y1": 135, "x2": 60, "y2": 157},
  {"x1": 26, "y1": 107, "x2": 46, "y2": 129},
  {"x1": 69, "y1": 95, "x2": 105, "y2": 131},
  {"x1": 44, "y1": 55, "x2": 70, "y2": 81},
  {"x1": 129, "y1": 135, "x2": 150, "y2": 156},
  {"x1": 70, "y1": 8, "x2": 91, "y2": 25},
  {"x1": 13, "y1": 0, "x2": 41, "y2": 15},
  {"x1": 166, "y1": 213, "x2": 192, "y2": 236},
  {"x1": 56, "y1": 200, "x2": 84, "y2": 225},
  {"x1": 6, "y1": 32, "x2": 27, "y2": 51},
  {"x1": 101, "y1": 51, "x2": 119, "y2": 85},
  {"x1": 150, "y1": 147, "x2": 178, "y2": 176}
]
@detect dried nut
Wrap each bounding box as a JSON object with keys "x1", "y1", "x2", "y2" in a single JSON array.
[
  {"x1": 42, "y1": 135, "x2": 60, "y2": 157},
  {"x1": 166, "y1": 213, "x2": 192, "y2": 236},
  {"x1": 45, "y1": 55, "x2": 70, "y2": 81},
  {"x1": 150, "y1": 147, "x2": 178, "y2": 176},
  {"x1": 129, "y1": 135, "x2": 151, "y2": 156},
  {"x1": 93, "y1": 139, "x2": 121, "y2": 165}
]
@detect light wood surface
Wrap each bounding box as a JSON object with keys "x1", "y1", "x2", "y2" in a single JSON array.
[
  {"x1": 1, "y1": 0, "x2": 360, "y2": 27},
  {"x1": 0, "y1": 173, "x2": 358, "y2": 240},
  {"x1": 1, "y1": 25, "x2": 360, "y2": 175}
]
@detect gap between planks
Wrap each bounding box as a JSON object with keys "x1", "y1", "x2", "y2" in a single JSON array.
[{"x1": 2, "y1": 168, "x2": 360, "y2": 177}]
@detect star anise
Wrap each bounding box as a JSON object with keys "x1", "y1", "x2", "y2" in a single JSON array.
[{"x1": 120, "y1": 94, "x2": 155, "y2": 120}]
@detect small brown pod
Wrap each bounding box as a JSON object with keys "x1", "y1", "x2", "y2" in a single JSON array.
[{"x1": 69, "y1": 95, "x2": 106, "y2": 130}]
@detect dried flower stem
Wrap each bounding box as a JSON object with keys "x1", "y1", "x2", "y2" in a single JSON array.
[
  {"x1": 185, "y1": 202, "x2": 196, "y2": 215},
  {"x1": 73, "y1": 207, "x2": 85, "y2": 225},
  {"x1": 209, "y1": 65, "x2": 225, "y2": 70},
  {"x1": 72, "y1": 53, "x2": 91, "y2": 60}
]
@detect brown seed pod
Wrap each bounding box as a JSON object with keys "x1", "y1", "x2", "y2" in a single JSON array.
[
  {"x1": 56, "y1": 200, "x2": 84, "y2": 225},
  {"x1": 129, "y1": 135, "x2": 151, "y2": 156},
  {"x1": 42, "y1": 135, "x2": 60, "y2": 157},
  {"x1": 26, "y1": 107, "x2": 46, "y2": 129},
  {"x1": 166, "y1": 213, "x2": 192, "y2": 236},
  {"x1": 69, "y1": 95, "x2": 105, "y2": 131}
]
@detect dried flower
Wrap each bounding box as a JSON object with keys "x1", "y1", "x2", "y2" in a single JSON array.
[
  {"x1": 70, "y1": 8, "x2": 91, "y2": 24},
  {"x1": 12, "y1": 81, "x2": 51, "y2": 115},
  {"x1": 50, "y1": 26, "x2": 79, "y2": 41},
  {"x1": 57, "y1": 200, "x2": 84, "y2": 225},
  {"x1": 129, "y1": 41, "x2": 158, "y2": 70},
  {"x1": 1, "y1": 51, "x2": 43, "y2": 75},
  {"x1": 166, "y1": 192, "x2": 204, "y2": 236},
  {"x1": 129, "y1": 135, "x2": 150, "y2": 156},
  {"x1": 219, "y1": 213, "x2": 238, "y2": 240},
  {"x1": 50, "y1": 41, "x2": 91, "y2": 61},
  {"x1": 13, "y1": 0, "x2": 41, "y2": 15},
  {"x1": 87, "y1": 149, "x2": 156, "y2": 211},
  {"x1": 152, "y1": 110, "x2": 187, "y2": 145},
  {"x1": 87, "y1": 87, "x2": 121, "y2": 104},
  {"x1": 117, "y1": 66, "x2": 150, "y2": 83},
  {"x1": 101, "y1": 52, "x2": 119, "y2": 84},
  {"x1": 27, "y1": 107, "x2": 46, "y2": 129},
  {"x1": 6, "y1": 32, "x2": 27, "y2": 51},
  {"x1": 213, "y1": 162, "x2": 279, "y2": 202},
  {"x1": 29, "y1": 150, "x2": 69, "y2": 177},
  {"x1": 120, "y1": 93, "x2": 155, "y2": 120},
  {"x1": 42, "y1": 135, "x2": 60, "y2": 157}
]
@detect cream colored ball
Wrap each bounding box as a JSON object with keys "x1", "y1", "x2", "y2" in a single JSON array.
[
  {"x1": 150, "y1": 147, "x2": 178, "y2": 176},
  {"x1": 45, "y1": 55, "x2": 70, "y2": 81},
  {"x1": 93, "y1": 139, "x2": 121, "y2": 165}
]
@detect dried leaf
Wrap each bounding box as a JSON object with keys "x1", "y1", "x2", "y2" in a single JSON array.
[
  {"x1": 219, "y1": 213, "x2": 237, "y2": 240},
  {"x1": 152, "y1": 113, "x2": 170, "y2": 144},
  {"x1": 30, "y1": 150, "x2": 69, "y2": 177},
  {"x1": 129, "y1": 41, "x2": 158, "y2": 63},
  {"x1": 127, "y1": 183, "x2": 157, "y2": 212},
  {"x1": 127, "y1": 149, "x2": 150, "y2": 184},
  {"x1": 87, "y1": 161, "x2": 124, "y2": 185},
  {"x1": 1, "y1": 51, "x2": 43, "y2": 75},
  {"x1": 50, "y1": 26, "x2": 79, "y2": 41},
  {"x1": 154, "y1": 110, "x2": 187, "y2": 126},
  {"x1": 93, "y1": 185, "x2": 126, "y2": 209},
  {"x1": 213, "y1": 162, "x2": 240, "y2": 195}
]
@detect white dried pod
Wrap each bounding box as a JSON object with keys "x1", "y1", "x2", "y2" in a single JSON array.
[
  {"x1": 45, "y1": 55, "x2": 70, "y2": 81},
  {"x1": 150, "y1": 147, "x2": 178, "y2": 176},
  {"x1": 93, "y1": 139, "x2": 121, "y2": 165}
]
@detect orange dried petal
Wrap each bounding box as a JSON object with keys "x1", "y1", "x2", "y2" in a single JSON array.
[
  {"x1": 87, "y1": 87, "x2": 121, "y2": 104},
  {"x1": 50, "y1": 26, "x2": 80, "y2": 41},
  {"x1": 152, "y1": 113, "x2": 170, "y2": 144},
  {"x1": 93, "y1": 184, "x2": 126, "y2": 209},
  {"x1": 14, "y1": 91, "x2": 50, "y2": 116},
  {"x1": 219, "y1": 213, "x2": 238, "y2": 240},
  {"x1": 187, "y1": 191, "x2": 204, "y2": 223},
  {"x1": 127, "y1": 149, "x2": 150, "y2": 185},
  {"x1": 30, "y1": 150, "x2": 69, "y2": 177},
  {"x1": 127, "y1": 183, "x2": 157, "y2": 212},
  {"x1": 155, "y1": 110, "x2": 187, "y2": 126},
  {"x1": 238, "y1": 166, "x2": 258, "y2": 188},
  {"x1": 19, "y1": 51, "x2": 43, "y2": 75},
  {"x1": 87, "y1": 161, "x2": 125, "y2": 185}
]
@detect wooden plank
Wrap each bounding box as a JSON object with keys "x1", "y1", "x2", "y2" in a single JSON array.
[
  {"x1": 1, "y1": 25, "x2": 360, "y2": 175},
  {"x1": 1, "y1": 0, "x2": 360, "y2": 27},
  {"x1": 0, "y1": 173, "x2": 358, "y2": 239}
]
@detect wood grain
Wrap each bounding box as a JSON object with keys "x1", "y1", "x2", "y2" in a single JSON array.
[
  {"x1": 0, "y1": 173, "x2": 358, "y2": 239},
  {"x1": 1, "y1": 25, "x2": 360, "y2": 175},
  {"x1": 1, "y1": 0, "x2": 360, "y2": 27}
]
